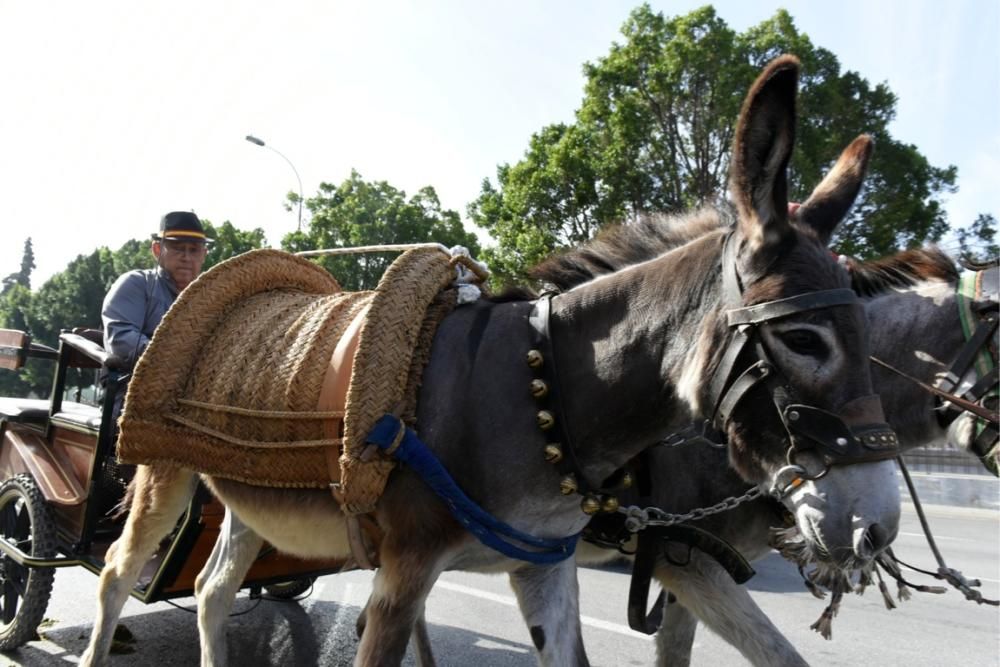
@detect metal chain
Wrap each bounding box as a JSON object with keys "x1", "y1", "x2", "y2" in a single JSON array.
[{"x1": 619, "y1": 486, "x2": 763, "y2": 532}]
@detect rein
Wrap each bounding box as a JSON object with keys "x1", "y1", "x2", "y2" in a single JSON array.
[
  {"x1": 869, "y1": 356, "x2": 998, "y2": 424},
  {"x1": 888, "y1": 457, "x2": 999, "y2": 606}
]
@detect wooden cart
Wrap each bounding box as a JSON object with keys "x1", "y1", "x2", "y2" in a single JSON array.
[{"x1": 0, "y1": 328, "x2": 345, "y2": 650}]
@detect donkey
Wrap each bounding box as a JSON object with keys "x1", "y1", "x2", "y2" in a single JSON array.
[
  {"x1": 81, "y1": 55, "x2": 901, "y2": 667},
  {"x1": 573, "y1": 244, "x2": 995, "y2": 662}
]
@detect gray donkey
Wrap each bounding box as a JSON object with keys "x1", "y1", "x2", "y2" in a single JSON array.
[
  {"x1": 82, "y1": 55, "x2": 902, "y2": 666},
  {"x1": 569, "y1": 192, "x2": 997, "y2": 663}
]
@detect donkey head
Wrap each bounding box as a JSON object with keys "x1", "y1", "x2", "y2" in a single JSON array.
[{"x1": 709, "y1": 55, "x2": 900, "y2": 568}]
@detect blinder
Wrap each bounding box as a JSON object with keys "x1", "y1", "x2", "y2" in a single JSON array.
[{"x1": 709, "y1": 233, "x2": 899, "y2": 498}]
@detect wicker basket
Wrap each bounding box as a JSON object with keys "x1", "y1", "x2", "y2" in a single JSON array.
[{"x1": 118, "y1": 246, "x2": 456, "y2": 508}]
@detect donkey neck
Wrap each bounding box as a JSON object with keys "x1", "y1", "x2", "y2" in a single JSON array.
[{"x1": 546, "y1": 233, "x2": 725, "y2": 479}]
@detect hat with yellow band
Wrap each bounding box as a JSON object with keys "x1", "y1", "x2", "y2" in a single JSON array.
[{"x1": 153, "y1": 211, "x2": 213, "y2": 245}]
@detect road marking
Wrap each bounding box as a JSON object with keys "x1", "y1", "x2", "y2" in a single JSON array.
[
  {"x1": 434, "y1": 580, "x2": 653, "y2": 641},
  {"x1": 899, "y1": 531, "x2": 978, "y2": 542},
  {"x1": 302, "y1": 578, "x2": 329, "y2": 612}
]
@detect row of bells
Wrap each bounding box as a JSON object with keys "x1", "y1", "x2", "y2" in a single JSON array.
[{"x1": 528, "y1": 348, "x2": 625, "y2": 515}]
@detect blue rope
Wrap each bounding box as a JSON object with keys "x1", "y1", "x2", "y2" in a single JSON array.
[{"x1": 366, "y1": 414, "x2": 578, "y2": 564}]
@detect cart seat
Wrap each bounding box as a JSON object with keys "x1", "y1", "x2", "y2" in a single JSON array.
[
  {"x1": 0, "y1": 397, "x2": 50, "y2": 425},
  {"x1": 52, "y1": 401, "x2": 103, "y2": 430}
]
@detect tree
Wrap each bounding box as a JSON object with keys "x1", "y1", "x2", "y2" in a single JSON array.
[
  {"x1": 282, "y1": 171, "x2": 480, "y2": 290},
  {"x1": 2, "y1": 238, "x2": 35, "y2": 294},
  {"x1": 956, "y1": 214, "x2": 999, "y2": 265},
  {"x1": 203, "y1": 220, "x2": 267, "y2": 270},
  {"x1": 470, "y1": 5, "x2": 957, "y2": 284},
  {"x1": 0, "y1": 284, "x2": 37, "y2": 396}
]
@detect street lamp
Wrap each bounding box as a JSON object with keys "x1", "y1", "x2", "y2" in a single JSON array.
[{"x1": 245, "y1": 134, "x2": 304, "y2": 232}]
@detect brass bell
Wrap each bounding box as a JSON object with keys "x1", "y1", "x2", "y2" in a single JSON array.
[
  {"x1": 543, "y1": 443, "x2": 563, "y2": 464},
  {"x1": 536, "y1": 410, "x2": 555, "y2": 430},
  {"x1": 620, "y1": 472, "x2": 633, "y2": 489},
  {"x1": 526, "y1": 349, "x2": 544, "y2": 368},
  {"x1": 530, "y1": 379, "x2": 549, "y2": 399},
  {"x1": 600, "y1": 495, "x2": 620, "y2": 513},
  {"x1": 559, "y1": 474, "x2": 578, "y2": 495},
  {"x1": 581, "y1": 495, "x2": 601, "y2": 515}
]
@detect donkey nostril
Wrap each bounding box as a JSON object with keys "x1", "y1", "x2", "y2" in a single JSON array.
[{"x1": 858, "y1": 523, "x2": 891, "y2": 558}]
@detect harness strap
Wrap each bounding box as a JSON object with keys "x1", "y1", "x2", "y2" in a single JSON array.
[
  {"x1": 528, "y1": 294, "x2": 633, "y2": 501},
  {"x1": 962, "y1": 367, "x2": 1000, "y2": 403},
  {"x1": 714, "y1": 360, "x2": 771, "y2": 427},
  {"x1": 726, "y1": 288, "x2": 859, "y2": 326},
  {"x1": 627, "y1": 448, "x2": 663, "y2": 634},
  {"x1": 366, "y1": 414, "x2": 579, "y2": 564},
  {"x1": 938, "y1": 313, "x2": 999, "y2": 394},
  {"x1": 626, "y1": 523, "x2": 755, "y2": 634},
  {"x1": 528, "y1": 295, "x2": 589, "y2": 489},
  {"x1": 628, "y1": 532, "x2": 666, "y2": 634},
  {"x1": 707, "y1": 326, "x2": 753, "y2": 424}
]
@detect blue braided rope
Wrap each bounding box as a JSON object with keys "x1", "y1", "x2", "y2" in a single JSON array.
[{"x1": 366, "y1": 415, "x2": 578, "y2": 564}]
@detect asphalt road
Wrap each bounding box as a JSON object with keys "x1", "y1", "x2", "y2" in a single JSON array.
[{"x1": 5, "y1": 503, "x2": 998, "y2": 667}]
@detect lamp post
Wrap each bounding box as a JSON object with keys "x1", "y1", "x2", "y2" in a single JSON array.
[{"x1": 245, "y1": 134, "x2": 304, "y2": 232}]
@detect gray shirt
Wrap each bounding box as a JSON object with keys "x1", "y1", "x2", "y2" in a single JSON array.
[{"x1": 101, "y1": 267, "x2": 179, "y2": 371}]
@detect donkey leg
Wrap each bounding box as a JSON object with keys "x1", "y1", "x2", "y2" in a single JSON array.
[
  {"x1": 508, "y1": 560, "x2": 588, "y2": 667},
  {"x1": 656, "y1": 551, "x2": 807, "y2": 667},
  {"x1": 411, "y1": 603, "x2": 437, "y2": 667},
  {"x1": 196, "y1": 508, "x2": 264, "y2": 667},
  {"x1": 654, "y1": 593, "x2": 698, "y2": 667},
  {"x1": 356, "y1": 595, "x2": 436, "y2": 667},
  {"x1": 79, "y1": 465, "x2": 198, "y2": 667},
  {"x1": 354, "y1": 549, "x2": 443, "y2": 666}
]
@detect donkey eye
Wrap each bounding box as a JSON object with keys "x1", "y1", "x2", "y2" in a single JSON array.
[{"x1": 780, "y1": 329, "x2": 827, "y2": 357}]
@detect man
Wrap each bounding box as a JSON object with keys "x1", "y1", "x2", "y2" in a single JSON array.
[
  {"x1": 102, "y1": 210, "x2": 211, "y2": 381},
  {"x1": 98, "y1": 211, "x2": 209, "y2": 503}
]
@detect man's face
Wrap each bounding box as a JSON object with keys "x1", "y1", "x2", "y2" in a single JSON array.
[{"x1": 152, "y1": 239, "x2": 208, "y2": 290}]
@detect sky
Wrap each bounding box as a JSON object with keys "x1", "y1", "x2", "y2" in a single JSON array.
[{"x1": 2, "y1": 0, "x2": 997, "y2": 287}]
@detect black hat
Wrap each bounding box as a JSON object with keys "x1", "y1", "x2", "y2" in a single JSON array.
[{"x1": 153, "y1": 211, "x2": 212, "y2": 244}]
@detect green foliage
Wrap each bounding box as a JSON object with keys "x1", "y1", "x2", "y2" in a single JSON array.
[
  {"x1": 470, "y1": 4, "x2": 957, "y2": 284},
  {"x1": 109, "y1": 239, "x2": 155, "y2": 277},
  {"x1": 0, "y1": 284, "x2": 37, "y2": 397},
  {"x1": 282, "y1": 171, "x2": 480, "y2": 290},
  {"x1": 956, "y1": 214, "x2": 999, "y2": 265},
  {"x1": 2, "y1": 238, "x2": 35, "y2": 294},
  {"x1": 203, "y1": 220, "x2": 267, "y2": 270}
]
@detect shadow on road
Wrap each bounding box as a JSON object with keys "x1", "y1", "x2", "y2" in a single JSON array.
[
  {"x1": 8, "y1": 595, "x2": 537, "y2": 666},
  {"x1": 746, "y1": 553, "x2": 808, "y2": 594}
]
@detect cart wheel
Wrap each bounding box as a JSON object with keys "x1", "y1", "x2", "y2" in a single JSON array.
[
  {"x1": 0, "y1": 475, "x2": 56, "y2": 651},
  {"x1": 264, "y1": 577, "x2": 315, "y2": 599}
]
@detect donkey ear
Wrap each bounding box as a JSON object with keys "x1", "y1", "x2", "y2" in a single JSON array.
[
  {"x1": 730, "y1": 55, "x2": 799, "y2": 260},
  {"x1": 795, "y1": 135, "x2": 874, "y2": 245}
]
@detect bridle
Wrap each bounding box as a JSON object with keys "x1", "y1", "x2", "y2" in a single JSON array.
[
  {"x1": 527, "y1": 231, "x2": 900, "y2": 516},
  {"x1": 707, "y1": 233, "x2": 899, "y2": 498},
  {"x1": 569, "y1": 230, "x2": 900, "y2": 636}
]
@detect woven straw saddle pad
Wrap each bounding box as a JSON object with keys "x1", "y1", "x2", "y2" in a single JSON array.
[{"x1": 118, "y1": 247, "x2": 456, "y2": 512}]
